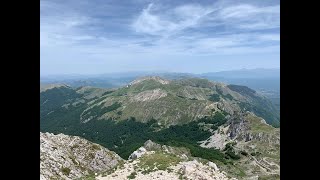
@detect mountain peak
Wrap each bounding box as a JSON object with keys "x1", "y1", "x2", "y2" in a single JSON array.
[
  {"x1": 129, "y1": 76, "x2": 170, "y2": 86},
  {"x1": 40, "y1": 83, "x2": 70, "y2": 92}
]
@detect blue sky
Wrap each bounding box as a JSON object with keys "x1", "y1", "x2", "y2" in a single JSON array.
[{"x1": 40, "y1": 0, "x2": 280, "y2": 75}]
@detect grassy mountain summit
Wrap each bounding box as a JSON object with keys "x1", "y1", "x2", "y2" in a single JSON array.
[{"x1": 41, "y1": 76, "x2": 278, "y2": 127}]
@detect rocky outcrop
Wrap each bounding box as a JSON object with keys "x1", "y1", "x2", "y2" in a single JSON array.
[
  {"x1": 128, "y1": 147, "x2": 147, "y2": 160},
  {"x1": 98, "y1": 140, "x2": 235, "y2": 180},
  {"x1": 40, "y1": 132, "x2": 123, "y2": 180},
  {"x1": 228, "y1": 114, "x2": 250, "y2": 140},
  {"x1": 143, "y1": 140, "x2": 162, "y2": 151},
  {"x1": 178, "y1": 160, "x2": 234, "y2": 180},
  {"x1": 201, "y1": 112, "x2": 279, "y2": 147},
  {"x1": 199, "y1": 112, "x2": 280, "y2": 179},
  {"x1": 199, "y1": 125, "x2": 230, "y2": 150},
  {"x1": 227, "y1": 112, "x2": 279, "y2": 144},
  {"x1": 129, "y1": 140, "x2": 190, "y2": 160}
]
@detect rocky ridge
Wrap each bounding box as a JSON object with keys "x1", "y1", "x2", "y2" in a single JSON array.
[
  {"x1": 40, "y1": 134, "x2": 236, "y2": 180},
  {"x1": 40, "y1": 132, "x2": 123, "y2": 180},
  {"x1": 200, "y1": 112, "x2": 280, "y2": 179},
  {"x1": 97, "y1": 140, "x2": 236, "y2": 180}
]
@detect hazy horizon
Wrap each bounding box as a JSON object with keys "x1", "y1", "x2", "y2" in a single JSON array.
[
  {"x1": 40, "y1": 67, "x2": 280, "y2": 77},
  {"x1": 41, "y1": 0, "x2": 279, "y2": 75}
]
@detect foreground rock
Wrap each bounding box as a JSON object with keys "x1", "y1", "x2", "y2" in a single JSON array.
[
  {"x1": 97, "y1": 140, "x2": 236, "y2": 180},
  {"x1": 40, "y1": 132, "x2": 123, "y2": 180}
]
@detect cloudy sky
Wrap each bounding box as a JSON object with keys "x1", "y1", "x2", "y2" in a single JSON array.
[{"x1": 40, "y1": 0, "x2": 280, "y2": 75}]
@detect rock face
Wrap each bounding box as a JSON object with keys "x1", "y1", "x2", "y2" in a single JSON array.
[
  {"x1": 97, "y1": 140, "x2": 235, "y2": 180},
  {"x1": 40, "y1": 132, "x2": 123, "y2": 180},
  {"x1": 179, "y1": 160, "x2": 232, "y2": 180},
  {"x1": 227, "y1": 112, "x2": 279, "y2": 143},
  {"x1": 228, "y1": 114, "x2": 251, "y2": 140},
  {"x1": 128, "y1": 147, "x2": 147, "y2": 160},
  {"x1": 199, "y1": 112, "x2": 280, "y2": 179}
]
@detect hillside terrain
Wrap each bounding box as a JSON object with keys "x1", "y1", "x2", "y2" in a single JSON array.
[
  {"x1": 200, "y1": 112, "x2": 280, "y2": 179},
  {"x1": 40, "y1": 76, "x2": 280, "y2": 179},
  {"x1": 41, "y1": 77, "x2": 279, "y2": 126},
  {"x1": 41, "y1": 69, "x2": 280, "y2": 113},
  {"x1": 41, "y1": 133, "x2": 236, "y2": 180}
]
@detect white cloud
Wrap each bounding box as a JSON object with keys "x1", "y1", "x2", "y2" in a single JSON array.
[
  {"x1": 132, "y1": 3, "x2": 214, "y2": 36},
  {"x1": 40, "y1": 0, "x2": 94, "y2": 48},
  {"x1": 219, "y1": 4, "x2": 279, "y2": 19},
  {"x1": 132, "y1": 3, "x2": 280, "y2": 36},
  {"x1": 41, "y1": 0, "x2": 280, "y2": 70},
  {"x1": 156, "y1": 33, "x2": 279, "y2": 55},
  {"x1": 132, "y1": 4, "x2": 176, "y2": 35}
]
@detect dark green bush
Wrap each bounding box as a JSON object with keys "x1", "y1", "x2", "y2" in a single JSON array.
[
  {"x1": 208, "y1": 94, "x2": 220, "y2": 102},
  {"x1": 240, "y1": 151, "x2": 248, "y2": 156},
  {"x1": 61, "y1": 167, "x2": 71, "y2": 176},
  {"x1": 127, "y1": 172, "x2": 137, "y2": 179}
]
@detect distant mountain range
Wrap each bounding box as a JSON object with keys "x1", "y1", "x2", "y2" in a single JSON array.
[
  {"x1": 41, "y1": 68, "x2": 280, "y2": 91},
  {"x1": 201, "y1": 68, "x2": 280, "y2": 79},
  {"x1": 40, "y1": 69, "x2": 280, "y2": 115}
]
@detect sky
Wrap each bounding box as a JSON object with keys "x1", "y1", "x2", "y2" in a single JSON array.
[{"x1": 40, "y1": 0, "x2": 280, "y2": 75}]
